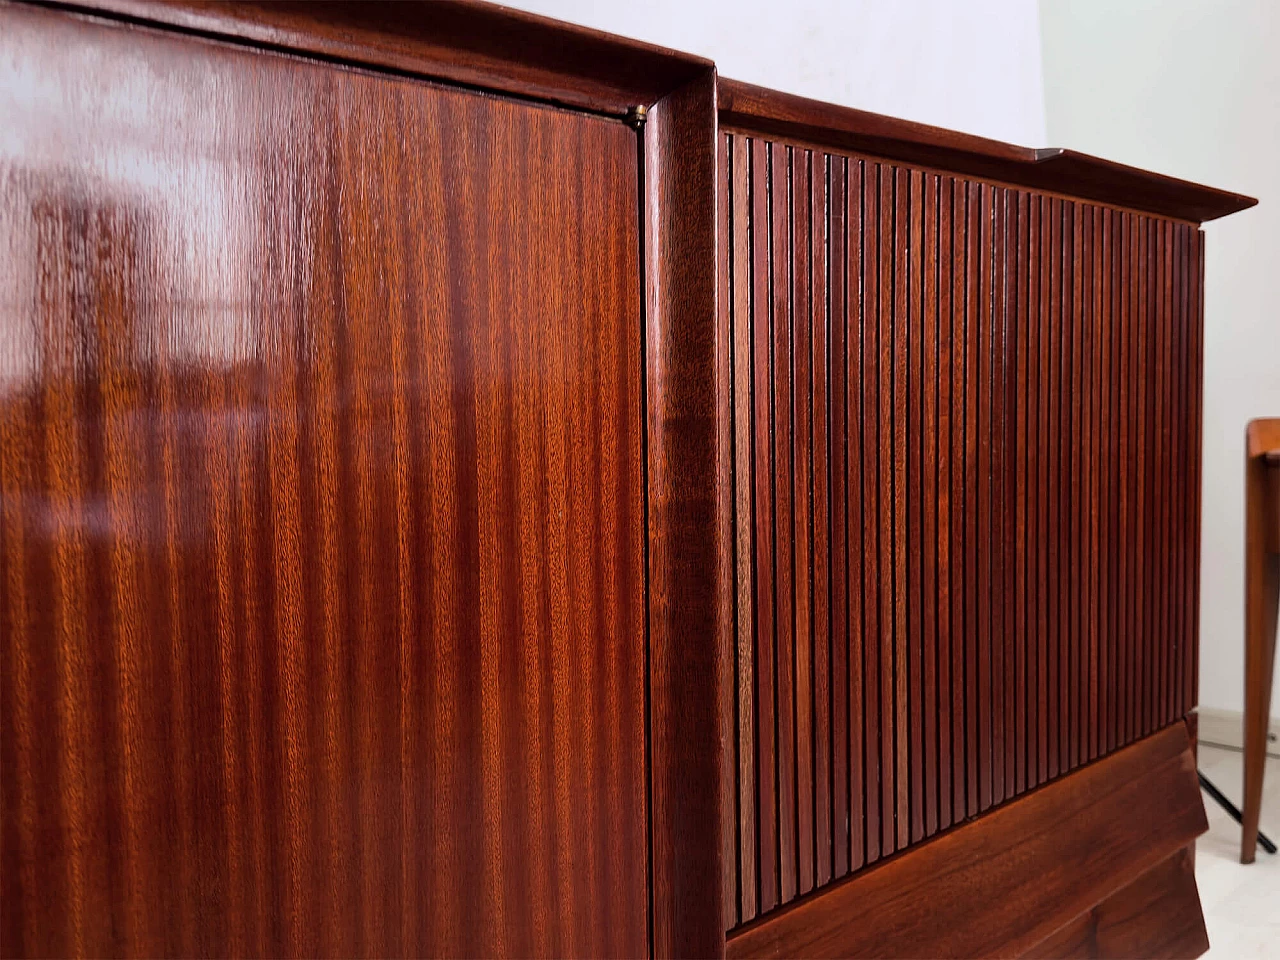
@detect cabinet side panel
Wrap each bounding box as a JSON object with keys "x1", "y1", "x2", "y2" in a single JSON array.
[{"x1": 719, "y1": 131, "x2": 1204, "y2": 928}]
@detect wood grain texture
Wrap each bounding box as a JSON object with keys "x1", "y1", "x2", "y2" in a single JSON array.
[
  {"x1": 717, "y1": 78, "x2": 1255, "y2": 224},
  {"x1": 719, "y1": 129, "x2": 1207, "y2": 928},
  {"x1": 1023, "y1": 847, "x2": 1208, "y2": 960},
  {"x1": 0, "y1": 5, "x2": 649, "y2": 956},
  {"x1": 646, "y1": 71, "x2": 726, "y2": 960},
  {"x1": 724, "y1": 723, "x2": 1208, "y2": 960},
  {"x1": 46, "y1": 0, "x2": 711, "y2": 117},
  {"x1": 2, "y1": 3, "x2": 1246, "y2": 956}
]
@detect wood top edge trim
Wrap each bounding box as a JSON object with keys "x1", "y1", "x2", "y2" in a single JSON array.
[
  {"x1": 719, "y1": 76, "x2": 1257, "y2": 223},
  {"x1": 29, "y1": 0, "x2": 713, "y2": 116},
  {"x1": 717, "y1": 122, "x2": 1207, "y2": 227}
]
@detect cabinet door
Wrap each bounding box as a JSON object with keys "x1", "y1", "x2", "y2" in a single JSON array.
[{"x1": 0, "y1": 5, "x2": 647, "y2": 957}]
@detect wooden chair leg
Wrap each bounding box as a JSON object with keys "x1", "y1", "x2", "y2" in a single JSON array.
[{"x1": 1242, "y1": 454, "x2": 1279, "y2": 864}]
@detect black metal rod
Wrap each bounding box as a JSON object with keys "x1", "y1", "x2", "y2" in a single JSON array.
[{"x1": 1198, "y1": 771, "x2": 1277, "y2": 855}]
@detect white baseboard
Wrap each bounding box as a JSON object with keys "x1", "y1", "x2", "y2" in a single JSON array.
[{"x1": 1195, "y1": 706, "x2": 1280, "y2": 758}]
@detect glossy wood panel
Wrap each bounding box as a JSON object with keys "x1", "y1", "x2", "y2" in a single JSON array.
[
  {"x1": 0, "y1": 5, "x2": 648, "y2": 957},
  {"x1": 718, "y1": 130, "x2": 1206, "y2": 926},
  {"x1": 725, "y1": 723, "x2": 1207, "y2": 960},
  {"x1": 69, "y1": 0, "x2": 712, "y2": 117}
]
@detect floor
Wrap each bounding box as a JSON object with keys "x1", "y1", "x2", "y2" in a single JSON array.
[{"x1": 1196, "y1": 744, "x2": 1280, "y2": 958}]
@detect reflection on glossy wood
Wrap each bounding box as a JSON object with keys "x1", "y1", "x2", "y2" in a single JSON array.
[
  {"x1": 718, "y1": 128, "x2": 1207, "y2": 927},
  {"x1": 85, "y1": 0, "x2": 713, "y2": 117},
  {"x1": 0, "y1": 5, "x2": 647, "y2": 957}
]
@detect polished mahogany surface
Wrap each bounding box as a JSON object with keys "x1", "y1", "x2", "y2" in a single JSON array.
[
  {"x1": 718, "y1": 129, "x2": 1206, "y2": 926},
  {"x1": 0, "y1": 4, "x2": 647, "y2": 957},
  {"x1": 0, "y1": 1, "x2": 1251, "y2": 957},
  {"x1": 79, "y1": 0, "x2": 712, "y2": 117},
  {"x1": 645, "y1": 74, "x2": 729, "y2": 959}
]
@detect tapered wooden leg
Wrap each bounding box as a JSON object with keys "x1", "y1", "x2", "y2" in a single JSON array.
[{"x1": 1242, "y1": 453, "x2": 1279, "y2": 864}]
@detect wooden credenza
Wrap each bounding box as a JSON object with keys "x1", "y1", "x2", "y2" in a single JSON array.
[{"x1": 0, "y1": 2, "x2": 1255, "y2": 958}]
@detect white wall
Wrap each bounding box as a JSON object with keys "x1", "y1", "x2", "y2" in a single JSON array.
[
  {"x1": 1040, "y1": 0, "x2": 1279, "y2": 715},
  {"x1": 505, "y1": 0, "x2": 1047, "y2": 147}
]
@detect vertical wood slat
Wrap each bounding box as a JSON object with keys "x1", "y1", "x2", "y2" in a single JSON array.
[
  {"x1": 936, "y1": 175, "x2": 955, "y2": 832},
  {"x1": 1162, "y1": 221, "x2": 1176, "y2": 728},
  {"x1": 846, "y1": 157, "x2": 866, "y2": 875},
  {"x1": 862, "y1": 159, "x2": 884, "y2": 868},
  {"x1": 771, "y1": 143, "x2": 798, "y2": 907},
  {"x1": 1096, "y1": 206, "x2": 1110, "y2": 759},
  {"x1": 1026, "y1": 193, "x2": 1043, "y2": 790},
  {"x1": 922, "y1": 173, "x2": 940, "y2": 839},
  {"x1": 748, "y1": 136, "x2": 778, "y2": 918},
  {"x1": 892, "y1": 165, "x2": 910, "y2": 851},
  {"x1": 1047, "y1": 196, "x2": 1062, "y2": 783},
  {"x1": 828, "y1": 155, "x2": 850, "y2": 883},
  {"x1": 988, "y1": 184, "x2": 1006, "y2": 810},
  {"x1": 1135, "y1": 215, "x2": 1150, "y2": 740},
  {"x1": 1012, "y1": 191, "x2": 1028, "y2": 795},
  {"x1": 1120, "y1": 210, "x2": 1135, "y2": 750},
  {"x1": 812, "y1": 151, "x2": 832, "y2": 891},
  {"x1": 727, "y1": 133, "x2": 757, "y2": 927},
  {"x1": 1180, "y1": 224, "x2": 1197, "y2": 720},
  {"x1": 1069, "y1": 198, "x2": 1080, "y2": 770},
  {"x1": 880, "y1": 164, "x2": 899, "y2": 859},
  {"x1": 907, "y1": 168, "x2": 925, "y2": 845},
  {"x1": 1187, "y1": 229, "x2": 1198, "y2": 716},
  {"x1": 718, "y1": 132, "x2": 736, "y2": 936},
  {"x1": 1087, "y1": 205, "x2": 1101, "y2": 763},
  {"x1": 793, "y1": 149, "x2": 815, "y2": 899},
  {"x1": 719, "y1": 133, "x2": 1204, "y2": 929},
  {"x1": 966, "y1": 180, "x2": 983, "y2": 817},
  {"x1": 1000, "y1": 187, "x2": 1017, "y2": 803},
  {"x1": 951, "y1": 177, "x2": 970, "y2": 820},
  {"x1": 1169, "y1": 222, "x2": 1184, "y2": 727},
  {"x1": 1052, "y1": 196, "x2": 1067, "y2": 782},
  {"x1": 1037, "y1": 194, "x2": 1052, "y2": 788}
]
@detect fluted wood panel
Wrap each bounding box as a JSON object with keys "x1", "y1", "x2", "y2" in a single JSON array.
[
  {"x1": 718, "y1": 131, "x2": 1204, "y2": 928},
  {"x1": 0, "y1": 6, "x2": 647, "y2": 957}
]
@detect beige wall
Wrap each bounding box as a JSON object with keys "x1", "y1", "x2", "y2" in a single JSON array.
[{"x1": 1040, "y1": 0, "x2": 1279, "y2": 715}]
